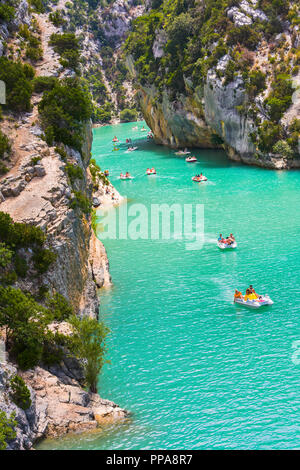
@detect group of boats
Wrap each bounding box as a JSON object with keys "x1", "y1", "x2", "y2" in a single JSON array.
[{"x1": 111, "y1": 135, "x2": 273, "y2": 310}]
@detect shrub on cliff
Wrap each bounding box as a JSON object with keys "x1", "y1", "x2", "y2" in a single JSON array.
[
  {"x1": 32, "y1": 248, "x2": 57, "y2": 274},
  {"x1": 9, "y1": 375, "x2": 32, "y2": 410},
  {"x1": 0, "y1": 286, "x2": 64, "y2": 369},
  {"x1": 49, "y1": 33, "x2": 81, "y2": 71},
  {"x1": 38, "y1": 77, "x2": 92, "y2": 151},
  {"x1": 272, "y1": 140, "x2": 294, "y2": 158},
  {"x1": 0, "y1": 58, "x2": 34, "y2": 113},
  {"x1": 0, "y1": 243, "x2": 13, "y2": 268},
  {"x1": 227, "y1": 25, "x2": 261, "y2": 51},
  {"x1": 45, "y1": 292, "x2": 74, "y2": 321},
  {"x1": 120, "y1": 108, "x2": 138, "y2": 122},
  {"x1": 70, "y1": 191, "x2": 92, "y2": 215},
  {"x1": 65, "y1": 162, "x2": 84, "y2": 185},
  {"x1": 265, "y1": 74, "x2": 294, "y2": 123},
  {"x1": 257, "y1": 121, "x2": 282, "y2": 152},
  {"x1": 0, "y1": 4, "x2": 15, "y2": 22},
  {"x1": 0, "y1": 130, "x2": 11, "y2": 159},
  {"x1": 0, "y1": 410, "x2": 16, "y2": 450},
  {"x1": 0, "y1": 211, "x2": 45, "y2": 249},
  {"x1": 0, "y1": 287, "x2": 45, "y2": 368},
  {"x1": 68, "y1": 315, "x2": 109, "y2": 393}
]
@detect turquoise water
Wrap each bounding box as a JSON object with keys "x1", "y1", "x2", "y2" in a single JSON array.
[{"x1": 39, "y1": 122, "x2": 300, "y2": 450}]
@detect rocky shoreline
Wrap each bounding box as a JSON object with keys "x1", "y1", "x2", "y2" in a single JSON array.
[{"x1": 0, "y1": 0, "x2": 128, "y2": 449}]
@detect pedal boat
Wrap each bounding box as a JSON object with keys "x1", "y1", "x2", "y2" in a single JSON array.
[{"x1": 234, "y1": 295, "x2": 273, "y2": 309}]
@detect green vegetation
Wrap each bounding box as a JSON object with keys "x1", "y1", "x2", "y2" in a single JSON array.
[
  {"x1": 28, "y1": 0, "x2": 46, "y2": 14},
  {"x1": 120, "y1": 108, "x2": 138, "y2": 122},
  {"x1": 49, "y1": 33, "x2": 81, "y2": 71},
  {"x1": 0, "y1": 4, "x2": 15, "y2": 22},
  {"x1": 65, "y1": 162, "x2": 84, "y2": 185},
  {"x1": 265, "y1": 74, "x2": 294, "y2": 122},
  {"x1": 272, "y1": 140, "x2": 294, "y2": 158},
  {"x1": 0, "y1": 410, "x2": 16, "y2": 450},
  {"x1": 0, "y1": 243, "x2": 13, "y2": 268},
  {"x1": 68, "y1": 315, "x2": 109, "y2": 393},
  {"x1": 32, "y1": 248, "x2": 57, "y2": 274},
  {"x1": 38, "y1": 77, "x2": 92, "y2": 151},
  {"x1": 125, "y1": 0, "x2": 298, "y2": 156},
  {"x1": 9, "y1": 375, "x2": 32, "y2": 410},
  {"x1": 49, "y1": 10, "x2": 66, "y2": 27},
  {"x1": 89, "y1": 159, "x2": 109, "y2": 188},
  {"x1": 33, "y1": 76, "x2": 58, "y2": 93},
  {"x1": 45, "y1": 292, "x2": 74, "y2": 321},
  {"x1": 0, "y1": 58, "x2": 34, "y2": 112},
  {"x1": 0, "y1": 130, "x2": 11, "y2": 175},
  {"x1": 70, "y1": 191, "x2": 92, "y2": 215},
  {"x1": 19, "y1": 24, "x2": 43, "y2": 63}
]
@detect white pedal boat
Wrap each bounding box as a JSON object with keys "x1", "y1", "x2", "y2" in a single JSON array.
[
  {"x1": 234, "y1": 295, "x2": 273, "y2": 309},
  {"x1": 192, "y1": 176, "x2": 207, "y2": 182},
  {"x1": 146, "y1": 170, "x2": 156, "y2": 175},
  {"x1": 120, "y1": 175, "x2": 134, "y2": 180},
  {"x1": 126, "y1": 147, "x2": 138, "y2": 152},
  {"x1": 217, "y1": 241, "x2": 237, "y2": 249},
  {"x1": 175, "y1": 150, "x2": 191, "y2": 156},
  {"x1": 186, "y1": 156, "x2": 197, "y2": 162}
]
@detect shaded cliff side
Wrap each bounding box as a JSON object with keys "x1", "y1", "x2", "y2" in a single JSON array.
[{"x1": 125, "y1": 0, "x2": 300, "y2": 169}]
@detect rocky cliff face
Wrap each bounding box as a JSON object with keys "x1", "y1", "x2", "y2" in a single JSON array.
[
  {"x1": 0, "y1": 0, "x2": 126, "y2": 449},
  {"x1": 126, "y1": 0, "x2": 300, "y2": 169}
]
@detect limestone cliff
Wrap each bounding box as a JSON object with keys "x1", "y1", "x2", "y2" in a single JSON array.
[
  {"x1": 0, "y1": 0, "x2": 126, "y2": 449},
  {"x1": 126, "y1": 0, "x2": 300, "y2": 169}
]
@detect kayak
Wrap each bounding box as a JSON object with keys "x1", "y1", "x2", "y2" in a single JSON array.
[
  {"x1": 234, "y1": 295, "x2": 274, "y2": 309},
  {"x1": 186, "y1": 156, "x2": 197, "y2": 162},
  {"x1": 217, "y1": 241, "x2": 237, "y2": 249},
  {"x1": 192, "y1": 176, "x2": 207, "y2": 182}
]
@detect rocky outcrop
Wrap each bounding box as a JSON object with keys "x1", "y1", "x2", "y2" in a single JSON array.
[
  {"x1": 0, "y1": 361, "x2": 128, "y2": 449},
  {"x1": 0, "y1": 2, "x2": 126, "y2": 449},
  {"x1": 134, "y1": 83, "x2": 216, "y2": 148}
]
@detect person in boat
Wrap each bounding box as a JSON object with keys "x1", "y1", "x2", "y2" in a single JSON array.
[
  {"x1": 234, "y1": 290, "x2": 243, "y2": 301},
  {"x1": 104, "y1": 170, "x2": 109, "y2": 176},
  {"x1": 141, "y1": 126, "x2": 146, "y2": 131},
  {"x1": 218, "y1": 234, "x2": 223, "y2": 242},
  {"x1": 249, "y1": 285, "x2": 261, "y2": 299},
  {"x1": 227, "y1": 233, "x2": 235, "y2": 244},
  {"x1": 125, "y1": 172, "x2": 131, "y2": 178},
  {"x1": 244, "y1": 288, "x2": 252, "y2": 301},
  {"x1": 244, "y1": 288, "x2": 259, "y2": 301}
]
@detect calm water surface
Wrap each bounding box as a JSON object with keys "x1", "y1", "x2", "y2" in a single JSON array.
[{"x1": 39, "y1": 122, "x2": 300, "y2": 450}]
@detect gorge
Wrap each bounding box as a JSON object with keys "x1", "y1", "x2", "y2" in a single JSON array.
[{"x1": 0, "y1": 0, "x2": 299, "y2": 451}]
